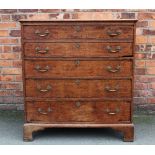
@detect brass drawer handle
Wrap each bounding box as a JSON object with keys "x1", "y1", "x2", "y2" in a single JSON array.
[
  {"x1": 35, "y1": 29, "x2": 49, "y2": 37},
  {"x1": 74, "y1": 43, "x2": 80, "y2": 49},
  {"x1": 107, "y1": 30, "x2": 122, "y2": 37},
  {"x1": 37, "y1": 85, "x2": 52, "y2": 92},
  {"x1": 105, "y1": 108, "x2": 120, "y2": 115},
  {"x1": 38, "y1": 107, "x2": 52, "y2": 115},
  {"x1": 105, "y1": 85, "x2": 119, "y2": 92},
  {"x1": 35, "y1": 47, "x2": 49, "y2": 54},
  {"x1": 74, "y1": 26, "x2": 81, "y2": 32},
  {"x1": 106, "y1": 65, "x2": 121, "y2": 73},
  {"x1": 106, "y1": 46, "x2": 121, "y2": 53},
  {"x1": 35, "y1": 65, "x2": 50, "y2": 72}
]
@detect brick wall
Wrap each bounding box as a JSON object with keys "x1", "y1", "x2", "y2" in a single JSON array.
[{"x1": 0, "y1": 9, "x2": 155, "y2": 114}]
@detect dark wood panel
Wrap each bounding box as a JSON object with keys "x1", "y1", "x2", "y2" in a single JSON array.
[
  {"x1": 23, "y1": 25, "x2": 133, "y2": 40},
  {"x1": 24, "y1": 42, "x2": 133, "y2": 58},
  {"x1": 25, "y1": 79, "x2": 132, "y2": 98},
  {"x1": 25, "y1": 60, "x2": 132, "y2": 78},
  {"x1": 26, "y1": 100, "x2": 131, "y2": 123}
]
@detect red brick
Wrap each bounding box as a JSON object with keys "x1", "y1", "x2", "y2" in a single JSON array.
[
  {"x1": 39, "y1": 9, "x2": 61, "y2": 13},
  {"x1": 135, "y1": 68, "x2": 146, "y2": 75},
  {"x1": 15, "y1": 75, "x2": 22, "y2": 81},
  {"x1": 0, "y1": 90, "x2": 22, "y2": 96},
  {"x1": 12, "y1": 60, "x2": 22, "y2": 67},
  {"x1": 72, "y1": 12, "x2": 113, "y2": 19},
  {"x1": 148, "y1": 77, "x2": 155, "y2": 82},
  {"x1": 18, "y1": 9, "x2": 38, "y2": 13},
  {"x1": 1, "y1": 15, "x2": 10, "y2": 22},
  {"x1": 63, "y1": 13, "x2": 71, "y2": 19},
  {"x1": 0, "y1": 53, "x2": 19, "y2": 59},
  {"x1": 137, "y1": 45, "x2": 150, "y2": 52},
  {"x1": 136, "y1": 21, "x2": 148, "y2": 27},
  {"x1": 135, "y1": 60, "x2": 145, "y2": 67},
  {"x1": 135, "y1": 53, "x2": 147, "y2": 59},
  {"x1": 133, "y1": 97, "x2": 147, "y2": 104},
  {"x1": 0, "y1": 75, "x2": 14, "y2": 81},
  {"x1": 143, "y1": 29, "x2": 155, "y2": 35},
  {"x1": 148, "y1": 98, "x2": 155, "y2": 104},
  {"x1": 12, "y1": 46, "x2": 21, "y2": 52},
  {"x1": 3, "y1": 46, "x2": 11, "y2": 53},
  {"x1": 146, "y1": 60, "x2": 155, "y2": 67},
  {"x1": 49, "y1": 14, "x2": 59, "y2": 19},
  {"x1": 0, "y1": 30, "x2": 8, "y2": 37},
  {"x1": 121, "y1": 13, "x2": 135, "y2": 19},
  {"x1": 134, "y1": 90, "x2": 149, "y2": 97},
  {"x1": 28, "y1": 14, "x2": 50, "y2": 20},
  {"x1": 0, "y1": 60, "x2": 12, "y2": 67},
  {"x1": 146, "y1": 67, "x2": 155, "y2": 74},
  {"x1": 0, "y1": 9, "x2": 17, "y2": 13},
  {"x1": 1, "y1": 68, "x2": 22, "y2": 75},
  {"x1": 135, "y1": 75, "x2": 150, "y2": 83},
  {"x1": 134, "y1": 82, "x2": 148, "y2": 90},
  {"x1": 138, "y1": 13, "x2": 155, "y2": 20},
  {"x1": 12, "y1": 14, "x2": 27, "y2": 21},
  {"x1": 136, "y1": 36, "x2": 148, "y2": 43},
  {"x1": 0, "y1": 22, "x2": 16, "y2": 29},
  {"x1": 0, "y1": 83, "x2": 21, "y2": 89},
  {"x1": 0, "y1": 38, "x2": 18, "y2": 44},
  {"x1": 9, "y1": 30, "x2": 21, "y2": 37}
]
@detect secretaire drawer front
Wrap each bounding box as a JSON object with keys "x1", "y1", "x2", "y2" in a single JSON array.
[
  {"x1": 25, "y1": 79, "x2": 132, "y2": 98},
  {"x1": 25, "y1": 60, "x2": 132, "y2": 78},
  {"x1": 23, "y1": 25, "x2": 133, "y2": 40},
  {"x1": 24, "y1": 42, "x2": 133, "y2": 58},
  {"x1": 26, "y1": 100, "x2": 131, "y2": 123}
]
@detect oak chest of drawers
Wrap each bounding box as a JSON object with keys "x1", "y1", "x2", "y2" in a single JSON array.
[{"x1": 21, "y1": 20, "x2": 137, "y2": 141}]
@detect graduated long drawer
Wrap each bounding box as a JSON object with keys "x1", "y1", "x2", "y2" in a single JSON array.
[
  {"x1": 23, "y1": 42, "x2": 133, "y2": 58},
  {"x1": 25, "y1": 79, "x2": 132, "y2": 98},
  {"x1": 26, "y1": 100, "x2": 131, "y2": 123},
  {"x1": 24, "y1": 59, "x2": 133, "y2": 78}
]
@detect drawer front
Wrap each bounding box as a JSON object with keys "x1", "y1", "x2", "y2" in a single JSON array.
[
  {"x1": 25, "y1": 60, "x2": 132, "y2": 78},
  {"x1": 26, "y1": 100, "x2": 131, "y2": 123},
  {"x1": 24, "y1": 42, "x2": 133, "y2": 58},
  {"x1": 25, "y1": 79, "x2": 132, "y2": 98},
  {"x1": 23, "y1": 25, "x2": 133, "y2": 40}
]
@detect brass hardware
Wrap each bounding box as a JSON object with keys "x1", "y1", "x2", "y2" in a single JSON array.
[
  {"x1": 37, "y1": 85, "x2": 52, "y2": 92},
  {"x1": 106, "y1": 65, "x2": 121, "y2": 73},
  {"x1": 75, "y1": 26, "x2": 81, "y2": 32},
  {"x1": 35, "y1": 29, "x2": 49, "y2": 37},
  {"x1": 107, "y1": 30, "x2": 122, "y2": 37},
  {"x1": 74, "y1": 43, "x2": 80, "y2": 49},
  {"x1": 35, "y1": 47, "x2": 49, "y2": 54},
  {"x1": 38, "y1": 107, "x2": 52, "y2": 115},
  {"x1": 105, "y1": 108, "x2": 120, "y2": 115},
  {"x1": 105, "y1": 85, "x2": 119, "y2": 92},
  {"x1": 35, "y1": 65, "x2": 50, "y2": 72},
  {"x1": 75, "y1": 79, "x2": 80, "y2": 85},
  {"x1": 75, "y1": 101, "x2": 81, "y2": 107},
  {"x1": 106, "y1": 46, "x2": 121, "y2": 53},
  {"x1": 74, "y1": 60, "x2": 80, "y2": 66}
]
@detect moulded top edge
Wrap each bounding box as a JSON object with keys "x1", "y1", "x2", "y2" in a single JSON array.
[{"x1": 20, "y1": 19, "x2": 138, "y2": 22}]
